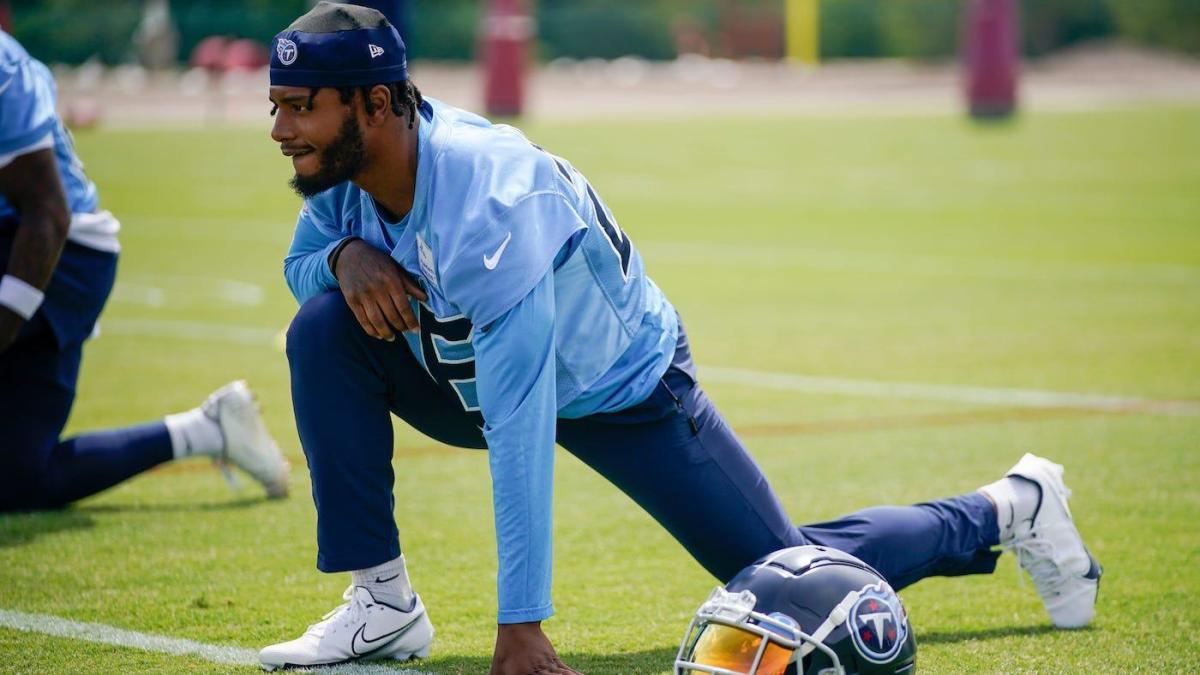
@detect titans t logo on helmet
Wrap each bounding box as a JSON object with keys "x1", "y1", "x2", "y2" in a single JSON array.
[{"x1": 848, "y1": 583, "x2": 909, "y2": 664}]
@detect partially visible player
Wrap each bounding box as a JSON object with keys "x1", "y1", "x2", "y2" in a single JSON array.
[{"x1": 0, "y1": 29, "x2": 290, "y2": 511}]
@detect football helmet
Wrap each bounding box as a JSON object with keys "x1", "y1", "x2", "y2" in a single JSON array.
[{"x1": 675, "y1": 546, "x2": 916, "y2": 675}]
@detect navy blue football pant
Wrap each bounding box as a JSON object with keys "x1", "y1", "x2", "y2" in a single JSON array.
[
  {"x1": 287, "y1": 291, "x2": 1001, "y2": 589},
  {"x1": 0, "y1": 237, "x2": 173, "y2": 512}
]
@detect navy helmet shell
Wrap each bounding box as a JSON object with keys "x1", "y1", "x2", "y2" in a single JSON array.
[{"x1": 724, "y1": 546, "x2": 917, "y2": 675}]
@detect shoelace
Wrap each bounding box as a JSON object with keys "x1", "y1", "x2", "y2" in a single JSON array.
[
  {"x1": 199, "y1": 395, "x2": 242, "y2": 490},
  {"x1": 214, "y1": 459, "x2": 240, "y2": 490},
  {"x1": 207, "y1": 395, "x2": 286, "y2": 490},
  {"x1": 304, "y1": 586, "x2": 368, "y2": 638},
  {"x1": 1005, "y1": 523, "x2": 1070, "y2": 593}
]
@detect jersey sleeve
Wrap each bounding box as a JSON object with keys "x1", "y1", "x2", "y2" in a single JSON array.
[
  {"x1": 0, "y1": 58, "x2": 57, "y2": 167},
  {"x1": 440, "y1": 191, "x2": 585, "y2": 328},
  {"x1": 472, "y1": 271, "x2": 558, "y2": 623},
  {"x1": 283, "y1": 197, "x2": 349, "y2": 305}
]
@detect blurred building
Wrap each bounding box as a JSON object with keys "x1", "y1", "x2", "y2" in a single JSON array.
[{"x1": 6, "y1": 0, "x2": 1197, "y2": 67}]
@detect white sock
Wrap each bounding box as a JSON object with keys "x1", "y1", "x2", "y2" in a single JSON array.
[
  {"x1": 165, "y1": 408, "x2": 224, "y2": 459},
  {"x1": 979, "y1": 476, "x2": 1042, "y2": 543},
  {"x1": 352, "y1": 554, "x2": 416, "y2": 610}
]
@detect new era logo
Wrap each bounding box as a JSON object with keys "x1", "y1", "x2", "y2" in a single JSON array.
[{"x1": 369, "y1": 44, "x2": 385, "y2": 58}]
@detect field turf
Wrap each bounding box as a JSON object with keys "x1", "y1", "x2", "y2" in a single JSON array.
[{"x1": 0, "y1": 105, "x2": 1197, "y2": 673}]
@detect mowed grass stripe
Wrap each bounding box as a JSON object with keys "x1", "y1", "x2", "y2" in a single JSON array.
[
  {"x1": 96, "y1": 314, "x2": 1200, "y2": 415},
  {"x1": 98, "y1": 316, "x2": 1200, "y2": 416},
  {"x1": 101, "y1": 317, "x2": 281, "y2": 347},
  {"x1": 0, "y1": 608, "x2": 435, "y2": 674},
  {"x1": 639, "y1": 240, "x2": 1200, "y2": 286},
  {"x1": 704, "y1": 367, "x2": 1200, "y2": 415}
]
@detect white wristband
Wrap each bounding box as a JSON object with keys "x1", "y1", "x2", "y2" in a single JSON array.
[{"x1": 0, "y1": 274, "x2": 45, "y2": 320}]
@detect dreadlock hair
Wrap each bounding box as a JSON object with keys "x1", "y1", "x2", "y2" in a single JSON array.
[
  {"x1": 342, "y1": 80, "x2": 422, "y2": 129},
  {"x1": 302, "y1": 81, "x2": 422, "y2": 129}
]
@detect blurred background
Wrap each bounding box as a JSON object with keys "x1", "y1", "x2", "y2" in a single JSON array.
[{"x1": 4, "y1": 0, "x2": 1199, "y2": 126}]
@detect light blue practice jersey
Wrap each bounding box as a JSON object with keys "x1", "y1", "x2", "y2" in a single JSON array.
[
  {"x1": 0, "y1": 31, "x2": 118, "y2": 252},
  {"x1": 285, "y1": 97, "x2": 678, "y2": 623}
]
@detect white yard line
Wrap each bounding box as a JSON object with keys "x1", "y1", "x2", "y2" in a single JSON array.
[
  {"x1": 101, "y1": 317, "x2": 281, "y2": 346},
  {"x1": 0, "y1": 608, "x2": 435, "y2": 674},
  {"x1": 639, "y1": 241, "x2": 1200, "y2": 287},
  {"x1": 703, "y1": 366, "x2": 1200, "y2": 415},
  {"x1": 95, "y1": 317, "x2": 1199, "y2": 416},
  {"x1": 112, "y1": 276, "x2": 266, "y2": 308},
  {"x1": 110, "y1": 281, "x2": 169, "y2": 307},
  {"x1": 211, "y1": 278, "x2": 267, "y2": 306}
]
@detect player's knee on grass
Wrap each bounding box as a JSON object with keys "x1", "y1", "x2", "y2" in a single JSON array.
[
  {"x1": 0, "y1": 463, "x2": 53, "y2": 511},
  {"x1": 0, "y1": 397, "x2": 72, "y2": 511},
  {"x1": 0, "y1": 438, "x2": 72, "y2": 511}
]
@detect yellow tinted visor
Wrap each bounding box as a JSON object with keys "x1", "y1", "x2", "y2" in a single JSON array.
[{"x1": 685, "y1": 623, "x2": 792, "y2": 675}]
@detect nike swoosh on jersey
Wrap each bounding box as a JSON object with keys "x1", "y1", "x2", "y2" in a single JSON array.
[
  {"x1": 349, "y1": 616, "x2": 419, "y2": 657},
  {"x1": 483, "y1": 231, "x2": 513, "y2": 270},
  {"x1": 0, "y1": 58, "x2": 20, "y2": 92}
]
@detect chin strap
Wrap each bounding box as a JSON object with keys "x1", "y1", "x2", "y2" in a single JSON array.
[{"x1": 795, "y1": 590, "x2": 861, "y2": 661}]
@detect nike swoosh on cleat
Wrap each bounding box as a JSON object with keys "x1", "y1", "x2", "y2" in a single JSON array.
[
  {"x1": 1010, "y1": 473, "x2": 1044, "y2": 531},
  {"x1": 349, "y1": 617, "x2": 419, "y2": 657},
  {"x1": 1084, "y1": 552, "x2": 1103, "y2": 581}
]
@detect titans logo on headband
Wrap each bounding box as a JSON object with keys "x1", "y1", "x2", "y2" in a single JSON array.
[
  {"x1": 268, "y1": 3, "x2": 409, "y2": 88},
  {"x1": 848, "y1": 583, "x2": 909, "y2": 663},
  {"x1": 277, "y1": 38, "x2": 298, "y2": 65}
]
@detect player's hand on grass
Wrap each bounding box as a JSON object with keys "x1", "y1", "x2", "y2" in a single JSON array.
[
  {"x1": 489, "y1": 622, "x2": 582, "y2": 675},
  {"x1": 0, "y1": 306, "x2": 23, "y2": 355},
  {"x1": 333, "y1": 238, "x2": 427, "y2": 341}
]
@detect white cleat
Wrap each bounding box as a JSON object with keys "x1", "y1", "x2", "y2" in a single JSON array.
[
  {"x1": 1005, "y1": 453, "x2": 1102, "y2": 629},
  {"x1": 259, "y1": 586, "x2": 434, "y2": 671},
  {"x1": 203, "y1": 380, "x2": 290, "y2": 499}
]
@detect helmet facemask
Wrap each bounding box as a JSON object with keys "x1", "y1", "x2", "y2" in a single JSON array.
[{"x1": 674, "y1": 587, "x2": 852, "y2": 675}]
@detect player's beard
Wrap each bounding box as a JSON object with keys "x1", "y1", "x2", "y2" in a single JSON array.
[{"x1": 289, "y1": 112, "x2": 367, "y2": 198}]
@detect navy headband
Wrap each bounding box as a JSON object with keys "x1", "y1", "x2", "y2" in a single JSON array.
[{"x1": 270, "y1": 24, "x2": 408, "y2": 88}]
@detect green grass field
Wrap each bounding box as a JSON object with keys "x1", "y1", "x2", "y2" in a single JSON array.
[{"x1": 1, "y1": 105, "x2": 1198, "y2": 673}]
